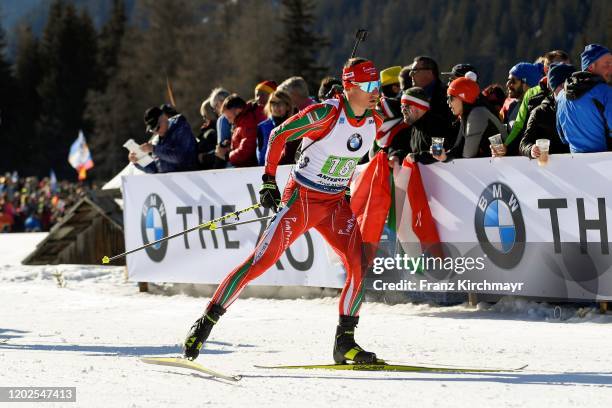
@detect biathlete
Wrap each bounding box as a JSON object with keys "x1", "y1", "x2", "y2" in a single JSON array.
[{"x1": 183, "y1": 57, "x2": 384, "y2": 364}]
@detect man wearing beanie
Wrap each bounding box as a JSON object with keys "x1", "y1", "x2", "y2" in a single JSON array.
[
  {"x1": 519, "y1": 63, "x2": 575, "y2": 158},
  {"x1": 556, "y1": 44, "x2": 612, "y2": 153},
  {"x1": 391, "y1": 87, "x2": 449, "y2": 164},
  {"x1": 582, "y1": 44, "x2": 612, "y2": 84},
  {"x1": 254, "y1": 80, "x2": 277, "y2": 123},
  {"x1": 505, "y1": 51, "x2": 572, "y2": 155},
  {"x1": 503, "y1": 62, "x2": 545, "y2": 154}
]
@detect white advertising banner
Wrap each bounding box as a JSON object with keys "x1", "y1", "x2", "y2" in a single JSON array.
[
  {"x1": 415, "y1": 152, "x2": 612, "y2": 300},
  {"x1": 122, "y1": 165, "x2": 346, "y2": 288}
]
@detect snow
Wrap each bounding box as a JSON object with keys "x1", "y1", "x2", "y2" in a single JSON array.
[
  {"x1": 1, "y1": 235, "x2": 612, "y2": 407},
  {"x1": 0, "y1": 232, "x2": 47, "y2": 265}
]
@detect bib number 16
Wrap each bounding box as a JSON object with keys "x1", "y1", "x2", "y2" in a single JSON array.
[{"x1": 321, "y1": 156, "x2": 358, "y2": 177}]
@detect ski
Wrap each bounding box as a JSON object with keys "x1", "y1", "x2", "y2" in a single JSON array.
[
  {"x1": 141, "y1": 357, "x2": 242, "y2": 382},
  {"x1": 256, "y1": 361, "x2": 528, "y2": 373}
]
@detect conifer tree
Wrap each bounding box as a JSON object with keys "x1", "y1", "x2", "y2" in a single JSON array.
[{"x1": 277, "y1": 0, "x2": 329, "y2": 94}]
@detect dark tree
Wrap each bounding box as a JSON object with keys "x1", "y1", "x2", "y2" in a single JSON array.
[
  {"x1": 0, "y1": 20, "x2": 20, "y2": 174},
  {"x1": 278, "y1": 0, "x2": 329, "y2": 94},
  {"x1": 37, "y1": 0, "x2": 99, "y2": 179},
  {"x1": 96, "y1": 0, "x2": 126, "y2": 90},
  {"x1": 11, "y1": 24, "x2": 44, "y2": 175}
]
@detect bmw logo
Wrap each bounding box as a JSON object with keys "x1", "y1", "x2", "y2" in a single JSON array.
[
  {"x1": 347, "y1": 133, "x2": 363, "y2": 152},
  {"x1": 140, "y1": 193, "x2": 169, "y2": 262},
  {"x1": 475, "y1": 183, "x2": 525, "y2": 268},
  {"x1": 298, "y1": 156, "x2": 310, "y2": 169}
]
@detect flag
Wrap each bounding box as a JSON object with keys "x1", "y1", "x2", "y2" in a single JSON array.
[
  {"x1": 49, "y1": 169, "x2": 58, "y2": 193},
  {"x1": 350, "y1": 150, "x2": 392, "y2": 264},
  {"x1": 392, "y1": 158, "x2": 441, "y2": 257},
  {"x1": 68, "y1": 130, "x2": 94, "y2": 180}
]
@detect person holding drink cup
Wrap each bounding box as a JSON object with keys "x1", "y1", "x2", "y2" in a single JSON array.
[
  {"x1": 386, "y1": 87, "x2": 450, "y2": 165},
  {"x1": 431, "y1": 75, "x2": 507, "y2": 162},
  {"x1": 518, "y1": 63, "x2": 575, "y2": 161}
]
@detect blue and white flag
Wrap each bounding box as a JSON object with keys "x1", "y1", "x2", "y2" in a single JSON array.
[{"x1": 68, "y1": 130, "x2": 94, "y2": 180}]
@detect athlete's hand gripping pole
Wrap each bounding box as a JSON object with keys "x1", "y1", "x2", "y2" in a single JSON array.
[
  {"x1": 101, "y1": 204, "x2": 271, "y2": 264},
  {"x1": 259, "y1": 174, "x2": 281, "y2": 213}
]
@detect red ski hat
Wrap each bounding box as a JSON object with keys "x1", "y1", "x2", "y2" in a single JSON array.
[
  {"x1": 447, "y1": 76, "x2": 480, "y2": 104},
  {"x1": 342, "y1": 60, "x2": 378, "y2": 88}
]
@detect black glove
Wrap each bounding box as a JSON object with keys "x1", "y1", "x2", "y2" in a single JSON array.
[
  {"x1": 344, "y1": 189, "x2": 351, "y2": 204},
  {"x1": 259, "y1": 174, "x2": 281, "y2": 211}
]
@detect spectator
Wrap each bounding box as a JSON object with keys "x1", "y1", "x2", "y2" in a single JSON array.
[
  {"x1": 208, "y1": 87, "x2": 232, "y2": 147},
  {"x1": 318, "y1": 76, "x2": 343, "y2": 101},
  {"x1": 256, "y1": 90, "x2": 293, "y2": 165},
  {"x1": 519, "y1": 63, "x2": 575, "y2": 158},
  {"x1": 505, "y1": 52, "x2": 570, "y2": 153},
  {"x1": 399, "y1": 87, "x2": 451, "y2": 164},
  {"x1": 0, "y1": 174, "x2": 89, "y2": 232},
  {"x1": 502, "y1": 62, "x2": 545, "y2": 153},
  {"x1": 407, "y1": 56, "x2": 456, "y2": 142},
  {"x1": 0, "y1": 198, "x2": 14, "y2": 232},
  {"x1": 582, "y1": 43, "x2": 612, "y2": 84},
  {"x1": 380, "y1": 66, "x2": 402, "y2": 98},
  {"x1": 482, "y1": 84, "x2": 506, "y2": 117},
  {"x1": 432, "y1": 77, "x2": 507, "y2": 161},
  {"x1": 197, "y1": 98, "x2": 220, "y2": 170},
  {"x1": 278, "y1": 76, "x2": 316, "y2": 112},
  {"x1": 219, "y1": 94, "x2": 259, "y2": 167},
  {"x1": 441, "y1": 63, "x2": 479, "y2": 84},
  {"x1": 254, "y1": 80, "x2": 277, "y2": 123},
  {"x1": 398, "y1": 65, "x2": 413, "y2": 92},
  {"x1": 556, "y1": 44, "x2": 612, "y2": 153},
  {"x1": 130, "y1": 106, "x2": 198, "y2": 173}
]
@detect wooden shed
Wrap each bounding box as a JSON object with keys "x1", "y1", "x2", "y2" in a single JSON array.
[{"x1": 22, "y1": 189, "x2": 125, "y2": 265}]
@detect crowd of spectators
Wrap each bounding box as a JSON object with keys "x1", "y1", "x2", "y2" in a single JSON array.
[
  {"x1": 0, "y1": 173, "x2": 91, "y2": 233},
  {"x1": 123, "y1": 43, "x2": 608, "y2": 171}
]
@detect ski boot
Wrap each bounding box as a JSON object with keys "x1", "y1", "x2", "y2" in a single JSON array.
[
  {"x1": 183, "y1": 304, "x2": 225, "y2": 360},
  {"x1": 333, "y1": 315, "x2": 378, "y2": 364}
]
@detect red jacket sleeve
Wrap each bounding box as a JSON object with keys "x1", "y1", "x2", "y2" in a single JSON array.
[{"x1": 264, "y1": 102, "x2": 339, "y2": 176}]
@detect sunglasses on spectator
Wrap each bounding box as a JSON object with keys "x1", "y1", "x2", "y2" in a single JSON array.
[
  {"x1": 409, "y1": 67, "x2": 430, "y2": 74},
  {"x1": 351, "y1": 80, "x2": 380, "y2": 93},
  {"x1": 447, "y1": 95, "x2": 456, "y2": 103}
]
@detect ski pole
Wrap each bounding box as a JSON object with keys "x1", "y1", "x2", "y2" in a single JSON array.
[
  {"x1": 101, "y1": 203, "x2": 271, "y2": 264},
  {"x1": 350, "y1": 29, "x2": 368, "y2": 58}
]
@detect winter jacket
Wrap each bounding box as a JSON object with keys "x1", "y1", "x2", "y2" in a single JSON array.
[
  {"x1": 387, "y1": 110, "x2": 450, "y2": 165},
  {"x1": 446, "y1": 105, "x2": 507, "y2": 160},
  {"x1": 216, "y1": 115, "x2": 232, "y2": 145},
  {"x1": 556, "y1": 72, "x2": 612, "y2": 153},
  {"x1": 257, "y1": 116, "x2": 287, "y2": 166},
  {"x1": 229, "y1": 102, "x2": 259, "y2": 167},
  {"x1": 137, "y1": 114, "x2": 198, "y2": 174},
  {"x1": 425, "y1": 79, "x2": 458, "y2": 144},
  {"x1": 505, "y1": 84, "x2": 541, "y2": 147},
  {"x1": 519, "y1": 94, "x2": 569, "y2": 158}
]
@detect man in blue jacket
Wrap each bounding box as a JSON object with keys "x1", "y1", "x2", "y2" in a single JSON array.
[
  {"x1": 129, "y1": 106, "x2": 198, "y2": 173},
  {"x1": 556, "y1": 44, "x2": 612, "y2": 153}
]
